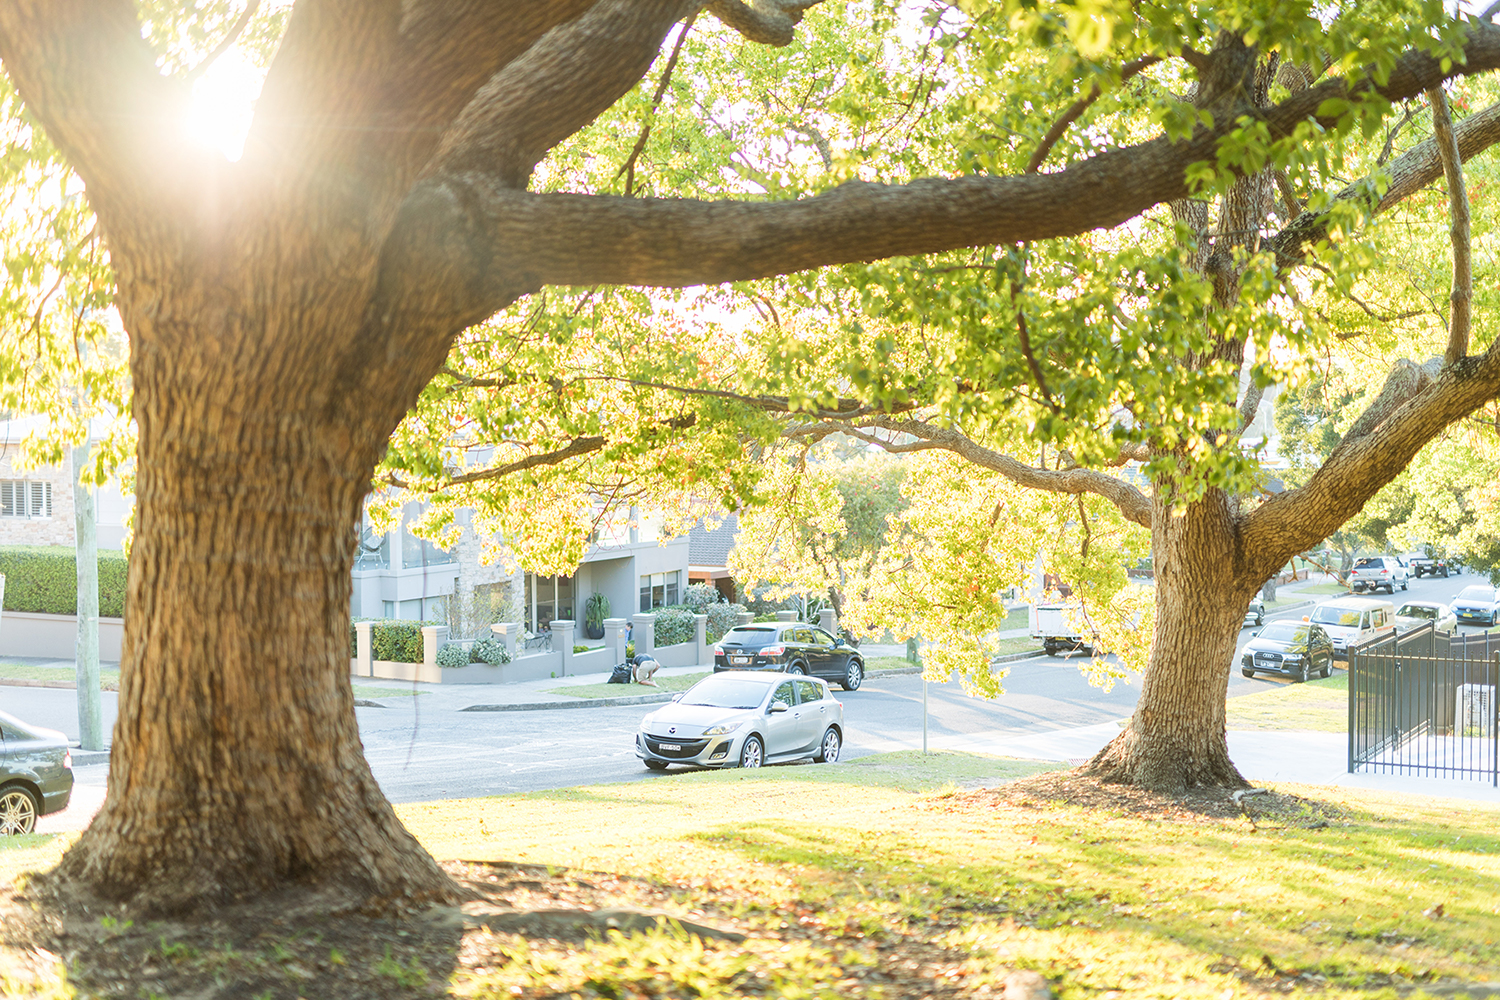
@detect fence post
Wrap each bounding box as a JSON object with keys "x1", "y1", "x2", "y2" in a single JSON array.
[
  {"x1": 694, "y1": 613, "x2": 709, "y2": 666},
  {"x1": 736, "y1": 611, "x2": 753, "y2": 626},
  {"x1": 1347, "y1": 641, "x2": 1356, "y2": 774},
  {"x1": 492, "y1": 621, "x2": 521, "y2": 660},
  {"x1": 817, "y1": 608, "x2": 837, "y2": 634},
  {"x1": 632, "y1": 613, "x2": 656, "y2": 658},
  {"x1": 603, "y1": 617, "x2": 628, "y2": 666},
  {"x1": 421, "y1": 625, "x2": 449, "y2": 670},
  {"x1": 354, "y1": 621, "x2": 373, "y2": 677},
  {"x1": 775, "y1": 610, "x2": 796, "y2": 623},
  {"x1": 550, "y1": 619, "x2": 575, "y2": 676}
]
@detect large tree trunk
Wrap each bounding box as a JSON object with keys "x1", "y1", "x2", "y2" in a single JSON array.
[
  {"x1": 1084, "y1": 486, "x2": 1253, "y2": 792},
  {"x1": 51, "y1": 288, "x2": 458, "y2": 914}
]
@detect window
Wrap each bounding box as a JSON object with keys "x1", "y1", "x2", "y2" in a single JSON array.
[
  {"x1": 639, "y1": 571, "x2": 681, "y2": 611},
  {"x1": 794, "y1": 679, "x2": 823, "y2": 703},
  {"x1": 0, "y1": 480, "x2": 51, "y2": 519},
  {"x1": 525, "y1": 572, "x2": 575, "y2": 632}
]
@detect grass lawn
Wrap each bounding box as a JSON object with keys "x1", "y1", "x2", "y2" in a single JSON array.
[
  {"x1": 0, "y1": 662, "x2": 121, "y2": 690},
  {"x1": 545, "y1": 671, "x2": 711, "y2": 699},
  {"x1": 1227, "y1": 670, "x2": 1348, "y2": 732},
  {"x1": 8, "y1": 751, "x2": 1500, "y2": 997}
]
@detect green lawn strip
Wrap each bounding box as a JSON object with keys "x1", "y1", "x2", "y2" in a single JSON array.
[
  {"x1": 995, "y1": 635, "x2": 1044, "y2": 655},
  {"x1": 0, "y1": 661, "x2": 121, "y2": 690},
  {"x1": 864, "y1": 655, "x2": 916, "y2": 672},
  {"x1": 351, "y1": 685, "x2": 423, "y2": 699},
  {"x1": 402, "y1": 753, "x2": 1500, "y2": 999},
  {"x1": 1226, "y1": 671, "x2": 1348, "y2": 732},
  {"x1": 1295, "y1": 583, "x2": 1352, "y2": 596},
  {"x1": 544, "y1": 671, "x2": 711, "y2": 699}
]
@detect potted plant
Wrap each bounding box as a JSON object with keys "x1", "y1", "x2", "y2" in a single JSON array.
[{"x1": 583, "y1": 592, "x2": 609, "y2": 640}]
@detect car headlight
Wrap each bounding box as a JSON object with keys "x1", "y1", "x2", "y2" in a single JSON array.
[
  {"x1": 1282, "y1": 653, "x2": 1302, "y2": 662},
  {"x1": 702, "y1": 722, "x2": 744, "y2": 736}
]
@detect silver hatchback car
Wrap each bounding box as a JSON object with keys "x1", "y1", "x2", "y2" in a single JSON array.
[{"x1": 636, "y1": 671, "x2": 844, "y2": 771}]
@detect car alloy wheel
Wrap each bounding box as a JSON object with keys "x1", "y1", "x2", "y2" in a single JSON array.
[
  {"x1": 644, "y1": 760, "x2": 668, "y2": 771},
  {"x1": 0, "y1": 785, "x2": 39, "y2": 836},
  {"x1": 1242, "y1": 667, "x2": 1255, "y2": 678},
  {"x1": 786, "y1": 663, "x2": 806, "y2": 675},
  {"x1": 1321, "y1": 659, "x2": 1332, "y2": 679},
  {"x1": 739, "y1": 736, "x2": 764, "y2": 768},
  {"x1": 816, "y1": 727, "x2": 841, "y2": 763},
  {"x1": 842, "y1": 661, "x2": 863, "y2": 691},
  {"x1": 1297, "y1": 660, "x2": 1310, "y2": 683}
]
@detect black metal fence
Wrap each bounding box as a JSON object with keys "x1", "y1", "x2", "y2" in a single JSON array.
[{"x1": 1348, "y1": 623, "x2": 1500, "y2": 784}]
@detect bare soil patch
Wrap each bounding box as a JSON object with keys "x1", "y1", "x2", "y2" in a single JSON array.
[{"x1": 942, "y1": 767, "x2": 1355, "y2": 828}]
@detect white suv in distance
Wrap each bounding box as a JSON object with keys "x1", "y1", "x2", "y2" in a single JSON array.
[{"x1": 1348, "y1": 556, "x2": 1409, "y2": 594}]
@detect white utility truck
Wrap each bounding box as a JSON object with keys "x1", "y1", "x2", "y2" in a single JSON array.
[{"x1": 1029, "y1": 601, "x2": 1097, "y2": 656}]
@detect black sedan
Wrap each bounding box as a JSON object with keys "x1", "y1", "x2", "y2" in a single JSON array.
[
  {"x1": 713, "y1": 622, "x2": 866, "y2": 691},
  {"x1": 1240, "y1": 622, "x2": 1334, "y2": 682},
  {"x1": 1, "y1": 709, "x2": 74, "y2": 834}
]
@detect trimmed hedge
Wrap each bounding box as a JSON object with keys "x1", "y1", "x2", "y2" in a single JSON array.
[
  {"x1": 436, "y1": 642, "x2": 469, "y2": 668},
  {"x1": 348, "y1": 619, "x2": 443, "y2": 663},
  {"x1": 705, "y1": 603, "x2": 748, "y2": 643},
  {"x1": 653, "y1": 607, "x2": 696, "y2": 647},
  {"x1": 0, "y1": 545, "x2": 129, "y2": 618}
]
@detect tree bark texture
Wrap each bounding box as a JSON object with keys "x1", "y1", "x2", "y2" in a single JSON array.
[
  {"x1": 1084, "y1": 486, "x2": 1252, "y2": 792},
  {"x1": 53, "y1": 278, "x2": 455, "y2": 913}
]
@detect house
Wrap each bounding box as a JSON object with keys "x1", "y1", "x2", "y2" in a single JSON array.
[
  {"x1": 350, "y1": 501, "x2": 691, "y2": 637},
  {"x1": 688, "y1": 511, "x2": 739, "y2": 602},
  {"x1": 0, "y1": 416, "x2": 130, "y2": 551}
]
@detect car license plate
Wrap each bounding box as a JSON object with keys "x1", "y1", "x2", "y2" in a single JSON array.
[
  {"x1": 731, "y1": 656, "x2": 751, "y2": 665},
  {"x1": 659, "y1": 743, "x2": 680, "y2": 751}
]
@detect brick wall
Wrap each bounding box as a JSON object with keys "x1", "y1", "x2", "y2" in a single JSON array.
[{"x1": 0, "y1": 448, "x2": 76, "y2": 547}]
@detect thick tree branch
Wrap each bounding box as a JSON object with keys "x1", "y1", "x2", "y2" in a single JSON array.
[
  {"x1": 1428, "y1": 87, "x2": 1473, "y2": 364},
  {"x1": 0, "y1": 0, "x2": 190, "y2": 221},
  {"x1": 1271, "y1": 99, "x2": 1500, "y2": 268},
  {"x1": 418, "y1": 22, "x2": 1500, "y2": 297},
  {"x1": 706, "y1": 0, "x2": 822, "y2": 46},
  {"x1": 1242, "y1": 350, "x2": 1500, "y2": 582},
  {"x1": 427, "y1": 0, "x2": 696, "y2": 188}
]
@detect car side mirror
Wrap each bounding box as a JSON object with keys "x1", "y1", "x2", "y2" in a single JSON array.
[
  {"x1": 1302, "y1": 616, "x2": 1310, "y2": 622},
  {"x1": 833, "y1": 637, "x2": 845, "y2": 647},
  {"x1": 769, "y1": 700, "x2": 789, "y2": 714},
  {"x1": 670, "y1": 693, "x2": 683, "y2": 703}
]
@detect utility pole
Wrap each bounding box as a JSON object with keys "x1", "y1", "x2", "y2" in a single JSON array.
[{"x1": 74, "y1": 439, "x2": 103, "y2": 751}]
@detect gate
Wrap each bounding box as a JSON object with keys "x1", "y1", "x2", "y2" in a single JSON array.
[{"x1": 1348, "y1": 623, "x2": 1500, "y2": 784}]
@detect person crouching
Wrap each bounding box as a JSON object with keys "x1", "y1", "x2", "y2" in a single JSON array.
[{"x1": 631, "y1": 654, "x2": 661, "y2": 687}]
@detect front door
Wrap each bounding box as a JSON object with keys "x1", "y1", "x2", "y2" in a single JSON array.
[
  {"x1": 805, "y1": 628, "x2": 841, "y2": 678},
  {"x1": 762, "y1": 679, "x2": 801, "y2": 756},
  {"x1": 793, "y1": 678, "x2": 830, "y2": 750}
]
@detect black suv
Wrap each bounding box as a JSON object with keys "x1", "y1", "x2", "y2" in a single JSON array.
[{"x1": 713, "y1": 623, "x2": 866, "y2": 691}]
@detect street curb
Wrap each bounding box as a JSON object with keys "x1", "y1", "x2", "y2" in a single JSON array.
[
  {"x1": 0, "y1": 678, "x2": 119, "y2": 692},
  {"x1": 71, "y1": 750, "x2": 110, "y2": 766},
  {"x1": 461, "y1": 692, "x2": 677, "y2": 712},
  {"x1": 994, "y1": 649, "x2": 1047, "y2": 665}
]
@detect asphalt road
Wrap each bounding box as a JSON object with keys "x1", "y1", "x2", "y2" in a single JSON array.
[{"x1": 14, "y1": 571, "x2": 1495, "y2": 831}]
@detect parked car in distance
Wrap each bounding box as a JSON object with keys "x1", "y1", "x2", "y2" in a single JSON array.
[
  {"x1": 1243, "y1": 598, "x2": 1265, "y2": 628},
  {"x1": 1451, "y1": 585, "x2": 1500, "y2": 627},
  {"x1": 1306, "y1": 596, "x2": 1397, "y2": 659},
  {"x1": 1348, "y1": 556, "x2": 1409, "y2": 594},
  {"x1": 713, "y1": 623, "x2": 866, "y2": 691},
  {"x1": 1403, "y1": 552, "x2": 1450, "y2": 578},
  {"x1": 1240, "y1": 621, "x2": 1334, "y2": 682},
  {"x1": 1, "y1": 709, "x2": 74, "y2": 835},
  {"x1": 1393, "y1": 601, "x2": 1458, "y2": 634},
  {"x1": 635, "y1": 671, "x2": 844, "y2": 770}
]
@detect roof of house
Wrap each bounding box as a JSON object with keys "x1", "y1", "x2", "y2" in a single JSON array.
[{"x1": 688, "y1": 512, "x2": 739, "y2": 568}]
